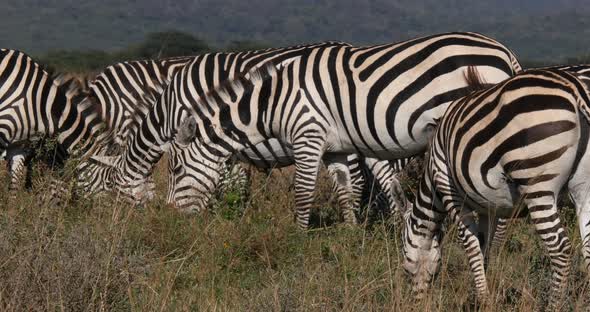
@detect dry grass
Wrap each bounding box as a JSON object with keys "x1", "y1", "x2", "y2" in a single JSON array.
[{"x1": 0, "y1": 161, "x2": 589, "y2": 311}]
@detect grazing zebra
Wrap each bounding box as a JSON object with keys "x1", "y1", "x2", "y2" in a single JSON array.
[
  {"x1": 1, "y1": 55, "x2": 193, "y2": 199},
  {"x1": 0, "y1": 49, "x2": 104, "y2": 198},
  {"x1": 95, "y1": 42, "x2": 407, "y2": 220},
  {"x1": 83, "y1": 51, "x2": 393, "y2": 213},
  {"x1": 98, "y1": 31, "x2": 518, "y2": 230},
  {"x1": 66, "y1": 57, "x2": 197, "y2": 202},
  {"x1": 401, "y1": 67, "x2": 590, "y2": 308},
  {"x1": 80, "y1": 41, "x2": 403, "y2": 218}
]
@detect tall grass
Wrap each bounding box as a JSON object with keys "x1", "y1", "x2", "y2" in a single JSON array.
[{"x1": 0, "y1": 161, "x2": 588, "y2": 311}]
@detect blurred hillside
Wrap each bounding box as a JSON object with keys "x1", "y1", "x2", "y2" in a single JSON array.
[{"x1": 2, "y1": 0, "x2": 590, "y2": 65}]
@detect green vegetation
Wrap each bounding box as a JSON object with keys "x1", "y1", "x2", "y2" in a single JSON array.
[
  {"x1": 35, "y1": 28, "x2": 588, "y2": 74},
  {"x1": 1, "y1": 161, "x2": 589, "y2": 311},
  {"x1": 38, "y1": 31, "x2": 270, "y2": 72}
]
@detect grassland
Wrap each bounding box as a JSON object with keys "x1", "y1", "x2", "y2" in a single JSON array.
[{"x1": 0, "y1": 159, "x2": 589, "y2": 311}]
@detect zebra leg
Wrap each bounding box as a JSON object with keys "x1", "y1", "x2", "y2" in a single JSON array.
[
  {"x1": 6, "y1": 151, "x2": 28, "y2": 200},
  {"x1": 236, "y1": 164, "x2": 252, "y2": 204},
  {"x1": 325, "y1": 155, "x2": 358, "y2": 225},
  {"x1": 292, "y1": 134, "x2": 326, "y2": 230},
  {"x1": 363, "y1": 158, "x2": 403, "y2": 216},
  {"x1": 490, "y1": 218, "x2": 509, "y2": 250},
  {"x1": 347, "y1": 155, "x2": 364, "y2": 217},
  {"x1": 402, "y1": 172, "x2": 444, "y2": 298},
  {"x1": 568, "y1": 183, "x2": 590, "y2": 274},
  {"x1": 523, "y1": 191, "x2": 570, "y2": 308},
  {"x1": 218, "y1": 162, "x2": 251, "y2": 203},
  {"x1": 448, "y1": 201, "x2": 490, "y2": 299}
]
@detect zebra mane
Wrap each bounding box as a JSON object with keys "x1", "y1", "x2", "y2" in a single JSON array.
[
  {"x1": 2, "y1": 49, "x2": 57, "y2": 79},
  {"x1": 124, "y1": 98, "x2": 149, "y2": 137},
  {"x1": 464, "y1": 66, "x2": 489, "y2": 92},
  {"x1": 201, "y1": 61, "x2": 277, "y2": 106},
  {"x1": 224, "y1": 40, "x2": 351, "y2": 54},
  {"x1": 563, "y1": 68, "x2": 590, "y2": 90},
  {"x1": 53, "y1": 73, "x2": 94, "y2": 100},
  {"x1": 176, "y1": 62, "x2": 279, "y2": 147},
  {"x1": 78, "y1": 71, "x2": 100, "y2": 92}
]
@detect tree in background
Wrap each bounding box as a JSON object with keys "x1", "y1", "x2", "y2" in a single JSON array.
[
  {"x1": 224, "y1": 40, "x2": 270, "y2": 52},
  {"x1": 41, "y1": 30, "x2": 211, "y2": 72},
  {"x1": 126, "y1": 31, "x2": 211, "y2": 59},
  {"x1": 41, "y1": 50, "x2": 114, "y2": 73}
]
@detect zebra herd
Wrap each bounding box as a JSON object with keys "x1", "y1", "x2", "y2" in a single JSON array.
[{"x1": 2, "y1": 31, "x2": 590, "y2": 307}]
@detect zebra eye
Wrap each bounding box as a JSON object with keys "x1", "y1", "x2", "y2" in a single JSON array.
[{"x1": 172, "y1": 165, "x2": 183, "y2": 175}]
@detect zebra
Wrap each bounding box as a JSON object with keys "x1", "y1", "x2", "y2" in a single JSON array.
[
  {"x1": 79, "y1": 41, "x2": 409, "y2": 218},
  {"x1": 85, "y1": 32, "x2": 521, "y2": 229},
  {"x1": 401, "y1": 67, "x2": 590, "y2": 308},
  {"x1": 63, "y1": 57, "x2": 199, "y2": 202},
  {"x1": 83, "y1": 51, "x2": 396, "y2": 214},
  {"x1": 0, "y1": 49, "x2": 105, "y2": 199},
  {"x1": 0, "y1": 55, "x2": 194, "y2": 199}
]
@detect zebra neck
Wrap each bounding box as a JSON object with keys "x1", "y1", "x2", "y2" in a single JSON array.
[{"x1": 57, "y1": 101, "x2": 104, "y2": 154}]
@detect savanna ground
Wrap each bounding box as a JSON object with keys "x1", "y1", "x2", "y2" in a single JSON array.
[{"x1": 0, "y1": 158, "x2": 589, "y2": 311}]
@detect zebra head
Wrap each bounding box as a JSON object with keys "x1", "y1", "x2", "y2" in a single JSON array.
[
  {"x1": 76, "y1": 155, "x2": 156, "y2": 205},
  {"x1": 165, "y1": 139, "x2": 229, "y2": 212},
  {"x1": 402, "y1": 208, "x2": 443, "y2": 298},
  {"x1": 401, "y1": 170, "x2": 443, "y2": 298},
  {"x1": 168, "y1": 64, "x2": 282, "y2": 212}
]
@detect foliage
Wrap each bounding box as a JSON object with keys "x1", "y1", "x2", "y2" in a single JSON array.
[
  {"x1": 39, "y1": 30, "x2": 212, "y2": 72},
  {"x1": 41, "y1": 50, "x2": 114, "y2": 73},
  {"x1": 126, "y1": 31, "x2": 211, "y2": 59},
  {"x1": 223, "y1": 40, "x2": 271, "y2": 52}
]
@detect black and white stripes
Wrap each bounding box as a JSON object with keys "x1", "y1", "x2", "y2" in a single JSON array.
[
  {"x1": 78, "y1": 41, "x2": 359, "y2": 207},
  {"x1": 0, "y1": 49, "x2": 103, "y2": 198},
  {"x1": 168, "y1": 137, "x2": 405, "y2": 221},
  {"x1": 162, "y1": 32, "x2": 521, "y2": 229},
  {"x1": 89, "y1": 56, "x2": 193, "y2": 154},
  {"x1": 69, "y1": 57, "x2": 195, "y2": 202},
  {"x1": 401, "y1": 68, "x2": 590, "y2": 307}
]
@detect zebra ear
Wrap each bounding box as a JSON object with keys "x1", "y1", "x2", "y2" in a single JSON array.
[
  {"x1": 176, "y1": 116, "x2": 197, "y2": 147},
  {"x1": 425, "y1": 122, "x2": 438, "y2": 142},
  {"x1": 390, "y1": 177, "x2": 412, "y2": 215}
]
